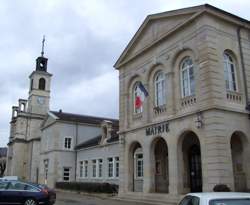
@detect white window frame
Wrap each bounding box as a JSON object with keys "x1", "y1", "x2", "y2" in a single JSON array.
[
  {"x1": 133, "y1": 82, "x2": 143, "y2": 114},
  {"x1": 44, "y1": 159, "x2": 49, "y2": 184},
  {"x1": 79, "y1": 161, "x2": 83, "y2": 178},
  {"x1": 108, "y1": 157, "x2": 114, "y2": 178},
  {"x1": 84, "y1": 161, "x2": 88, "y2": 178},
  {"x1": 64, "y1": 137, "x2": 73, "y2": 150},
  {"x1": 180, "y1": 57, "x2": 195, "y2": 98},
  {"x1": 154, "y1": 71, "x2": 166, "y2": 107},
  {"x1": 98, "y1": 159, "x2": 103, "y2": 178},
  {"x1": 115, "y1": 157, "x2": 119, "y2": 178},
  {"x1": 223, "y1": 52, "x2": 238, "y2": 92},
  {"x1": 92, "y1": 160, "x2": 97, "y2": 178},
  {"x1": 135, "y1": 153, "x2": 143, "y2": 179},
  {"x1": 63, "y1": 167, "x2": 70, "y2": 181}
]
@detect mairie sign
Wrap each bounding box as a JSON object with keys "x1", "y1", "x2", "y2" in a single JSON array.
[{"x1": 145, "y1": 122, "x2": 169, "y2": 136}]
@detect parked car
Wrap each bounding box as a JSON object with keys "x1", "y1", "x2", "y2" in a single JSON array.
[
  {"x1": 0, "y1": 180, "x2": 56, "y2": 205},
  {"x1": 0, "y1": 176, "x2": 18, "y2": 181},
  {"x1": 178, "y1": 192, "x2": 250, "y2": 205}
]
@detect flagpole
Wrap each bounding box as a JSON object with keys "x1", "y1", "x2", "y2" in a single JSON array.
[{"x1": 138, "y1": 82, "x2": 161, "y2": 114}]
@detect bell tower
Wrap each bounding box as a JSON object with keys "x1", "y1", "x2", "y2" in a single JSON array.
[{"x1": 27, "y1": 36, "x2": 52, "y2": 115}]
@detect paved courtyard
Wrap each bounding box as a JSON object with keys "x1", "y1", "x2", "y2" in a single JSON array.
[{"x1": 55, "y1": 191, "x2": 147, "y2": 205}]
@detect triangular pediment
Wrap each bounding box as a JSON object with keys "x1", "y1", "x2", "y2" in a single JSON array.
[
  {"x1": 127, "y1": 13, "x2": 195, "y2": 58},
  {"x1": 114, "y1": 4, "x2": 250, "y2": 68}
]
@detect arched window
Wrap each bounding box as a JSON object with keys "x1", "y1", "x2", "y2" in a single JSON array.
[
  {"x1": 20, "y1": 103, "x2": 25, "y2": 112},
  {"x1": 38, "y1": 78, "x2": 46, "y2": 90},
  {"x1": 30, "y1": 79, "x2": 33, "y2": 91},
  {"x1": 133, "y1": 82, "x2": 143, "y2": 114},
  {"x1": 180, "y1": 57, "x2": 195, "y2": 97},
  {"x1": 224, "y1": 52, "x2": 237, "y2": 91},
  {"x1": 154, "y1": 71, "x2": 166, "y2": 107}
]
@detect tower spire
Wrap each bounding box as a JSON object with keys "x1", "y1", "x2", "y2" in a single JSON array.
[
  {"x1": 36, "y1": 35, "x2": 48, "y2": 72},
  {"x1": 41, "y1": 35, "x2": 45, "y2": 57}
]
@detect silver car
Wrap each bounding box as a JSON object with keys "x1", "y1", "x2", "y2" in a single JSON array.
[{"x1": 179, "y1": 192, "x2": 250, "y2": 205}]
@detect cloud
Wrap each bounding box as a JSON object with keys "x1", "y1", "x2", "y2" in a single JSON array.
[
  {"x1": 0, "y1": 0, "x2": 250, "y2": 147},
  {"x1": 51, "y1": 70, "x2": 119, "y2": 117}
]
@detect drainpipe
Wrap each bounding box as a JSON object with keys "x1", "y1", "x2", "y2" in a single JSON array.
[
  {"x1": 74, "y1": 123, "x2": 78, "y2": 181},
  {"x1": 237, "y1": 26, "x2": 250, "y2": 114}
]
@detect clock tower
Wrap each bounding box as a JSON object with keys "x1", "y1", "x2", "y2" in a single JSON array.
[{"x1": 27, "y1": 37, "x2": 52, "y2": 115}]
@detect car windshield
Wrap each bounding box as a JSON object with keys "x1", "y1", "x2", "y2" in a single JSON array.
[{"x1": 210, "y1": 198, "x2": 250, "y2": 205}]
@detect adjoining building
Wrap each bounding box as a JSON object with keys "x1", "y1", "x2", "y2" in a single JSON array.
[
  {"x1": 114, "y1": 4, "x2": 250, "y2": 203},
  {"x1": 6, "y1": 47, "x2": 119, "y2": 188},
  {"x1": 40, "y1": 111, "x2": 119, "y2": 188}
]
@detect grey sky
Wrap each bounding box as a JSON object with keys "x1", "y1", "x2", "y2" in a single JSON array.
[{"x1": 0, "y1": 0, "x2": 250, "y2": 147}]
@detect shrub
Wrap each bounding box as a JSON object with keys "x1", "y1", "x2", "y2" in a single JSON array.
[
  {"x1": 55, "y1": 182, "x2": 118, "y2": 194},
  {"x1": 213, "y1": 184, "x2": 231, "y2": 192}
]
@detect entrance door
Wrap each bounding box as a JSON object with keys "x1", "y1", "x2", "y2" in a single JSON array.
[
  {"x1": 189, "y1": 145, "x2": 202, "y2": 192},
  {"x1": 154, "y1": 138, "x2": 168, "y2": 193}
]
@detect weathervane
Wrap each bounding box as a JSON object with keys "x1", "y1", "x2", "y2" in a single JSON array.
[{"x1": 41, "y1": 35, "x2": 45, "y2": 57}]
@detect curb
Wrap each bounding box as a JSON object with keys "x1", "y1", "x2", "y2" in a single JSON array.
[{"x1": 55, "y1": 189, "x2": 117, "y2": 199}]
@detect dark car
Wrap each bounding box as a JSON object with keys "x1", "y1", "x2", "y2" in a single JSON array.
[{"x1": 0, "y1": 180, "x2": 56, "y2": 205}]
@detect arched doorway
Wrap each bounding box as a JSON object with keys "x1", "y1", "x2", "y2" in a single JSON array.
[
  {"x1": 128, "y1": 142, "x2": 143, "y2": 192},
  {"x1": 179, "y1": 131, "x2": 202, "y2": 193},
  {"x1": 152, "y1": 137, "x2": 168, "y2": 193},
  {"x1": 231, "y1": 132, "x2": 248, "y2": 191}
]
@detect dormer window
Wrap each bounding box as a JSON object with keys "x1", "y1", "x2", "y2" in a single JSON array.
[
  {"x1": 103, "y1": 126, "x2": 107, "y2": 139},
  {"x1": 101, "y1": 120, "x2": 113, "y2": 144}
]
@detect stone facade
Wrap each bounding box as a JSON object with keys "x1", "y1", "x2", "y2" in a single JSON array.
[
  {"x1": 115, "y1": 4, "x2": 250, "y2": 203},
  {"x1": 7, "y1": 55, "x2": 51, "y2": 182}
]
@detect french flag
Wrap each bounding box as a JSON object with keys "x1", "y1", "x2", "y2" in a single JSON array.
[{"x1": 135, "y1": 82, "x2": 148, "y2": 109}]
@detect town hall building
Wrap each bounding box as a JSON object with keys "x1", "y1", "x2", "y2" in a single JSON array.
[{"x1": 115, "y1": 4, "x2": 250, "y2": 203}]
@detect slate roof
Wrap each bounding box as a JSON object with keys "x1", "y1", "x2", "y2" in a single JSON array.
[
  {"x1": 50, "y1": 111, "x2": 119, "y2": 126},
  {"x1": 0, "y1": 147, "x2": 7, "y2": 157},
  {"x1": 75, "y1": 130, "x2": 119, "y2": 150},
  {"x1": 75, "y1": 135, "x2": 102, "y2": 150}
]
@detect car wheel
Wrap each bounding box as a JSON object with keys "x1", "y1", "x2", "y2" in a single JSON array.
[{"x1": 24, "y1": 199, "x2": 37, "y2": 205}]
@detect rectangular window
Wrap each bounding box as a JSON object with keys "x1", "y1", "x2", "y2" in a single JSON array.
[
  {"x1": 64, "y1": 137, "x2": 72, "y2": 149},
  {"x1": 79, "y1": 161, "x2": 83, "y2": 178},
  {"x1": 108, "y1": 158, "x2": 113, "y2": 178},
  {"x1": 84, "y1": 161, "x2": 88, "y2": 178},
  {"x1": 136, "y1": 154, "x2": 143, "y2": 178},
  {"x1": 63, "y1": 167, "x2": 70, "y2": 181},
  {"x1": 44, "y1": 159, "x2": 49, "y2": 183},
  {"x1": 115, "y1": 157, "x2": 119, "y2": 177},
  {"x1": 92, "y1": 160, "x2": 96, "y2": 178},
  {"x1": 98, "y1": 159, "x2": 103, "y2": 178}
]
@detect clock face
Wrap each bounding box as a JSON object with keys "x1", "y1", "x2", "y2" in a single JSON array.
[{"x1": 37, "y1": 96, "x2": 45, "y2": 105}]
